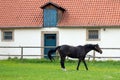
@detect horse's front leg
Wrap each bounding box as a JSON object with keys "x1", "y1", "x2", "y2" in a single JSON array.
[
  {"x1": 83, "y1": 60, "x2": 88, "y2": 70},
  {"x1": 60, "y1": 56, "x2": 66, "y2": 71},
  {"x1": 77, "y1": 59, "x2": 81, "y2": 70}
]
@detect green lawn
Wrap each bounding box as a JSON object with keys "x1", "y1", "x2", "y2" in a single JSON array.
[{"x1": 0, "y1": 59, "x2": 120, "y2": 80}]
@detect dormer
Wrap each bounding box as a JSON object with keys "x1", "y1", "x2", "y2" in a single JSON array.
[{"x1": 41, "y1": 2, "x2": 65, "y2": 27}]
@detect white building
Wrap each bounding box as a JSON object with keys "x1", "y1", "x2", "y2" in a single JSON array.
[{"x1": 0, "y1": 1, "x2": 120, "y2": 60}]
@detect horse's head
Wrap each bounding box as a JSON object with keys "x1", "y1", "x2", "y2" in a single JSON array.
[{"x1": 93, "y1": 44, "x2": 102, "y2": 54}]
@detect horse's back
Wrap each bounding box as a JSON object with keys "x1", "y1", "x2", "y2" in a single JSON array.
[
  {"x1": 60, "y1": 45, "x2": 76, "y2": 51},
  {"x1": 59, "y1": 45, "x2": 83, "y2": 58}
]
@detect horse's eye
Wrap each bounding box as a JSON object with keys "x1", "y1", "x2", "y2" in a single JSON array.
[{"x1": 95, "y1": 46, "x2": 98, "y2": 50}]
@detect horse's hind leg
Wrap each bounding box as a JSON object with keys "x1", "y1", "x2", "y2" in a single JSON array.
[
  {"x1": 77, "y1": 59, "x2": 81, "y2": 70},
  {"x1": 60, "y1": 56, "x2": 66, "y2": 71}
]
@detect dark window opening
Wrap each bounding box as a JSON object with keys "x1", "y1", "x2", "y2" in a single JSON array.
[
  {"x1": 2, "y1": 31, "x2": 13, "y2": 41},
  {"x1": 88, "y1": 30, "x2": 99, "y2": 40}
]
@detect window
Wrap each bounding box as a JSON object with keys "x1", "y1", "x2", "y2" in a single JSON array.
[
  {"x1": 2, "y1": 30, "x2": 14, "y2": 41},
  {"x1": 87, "y1": 29, "x2": 100, "y2": 40},
  {"x1": 43, "y1": 9, "x2": 57, "y2": 27}
]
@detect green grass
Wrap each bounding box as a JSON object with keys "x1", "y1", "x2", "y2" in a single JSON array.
[{"x1": 0, "y1": 59, "x2": 120, "y2": 80}]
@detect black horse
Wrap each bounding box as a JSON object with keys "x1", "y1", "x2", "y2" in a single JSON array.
[{"x1": 48, "y1": 44, "x2": 102, "y2": 71}]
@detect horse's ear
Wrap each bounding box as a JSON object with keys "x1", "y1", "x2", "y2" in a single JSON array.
[
  {"x1": 96, "y1": 44, "x2": 99, "y2": 46},
  {"x1": 94, "y1": 44, "x2": 99, "y2": 48}
]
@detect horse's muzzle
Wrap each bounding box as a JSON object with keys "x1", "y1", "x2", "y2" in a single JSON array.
[{"x1": 100, "y1": 50, "x2": 103, "y2": 54}]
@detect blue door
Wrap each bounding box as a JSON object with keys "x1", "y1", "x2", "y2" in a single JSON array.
[
  {"x1": 44, "y1": 34, "x2": 56, "y2": 58},
  {"x1": 44, "y1": 9, "x2": 57, "y2": 27}
]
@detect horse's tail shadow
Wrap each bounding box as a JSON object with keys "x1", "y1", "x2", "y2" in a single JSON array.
[{"x1": 48, "y1": 46, "x2": 61, "y2": 62}]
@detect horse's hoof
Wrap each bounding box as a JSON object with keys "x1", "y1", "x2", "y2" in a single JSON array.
[
  {"x1": 62, "y1": 68, "x2": 67, "y2": 71},
  {"x1": 77, "y1": 68, "x2": 79, "y2": 70}
]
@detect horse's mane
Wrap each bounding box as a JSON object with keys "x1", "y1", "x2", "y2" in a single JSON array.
[
  {"x1": 84, "y1": 44, "x2": 93, "y2": 46},
  {"x1": 84, "y1": 44, "x2": 95, "y2": 48},
  {"x1": 77, "y1": 44, "x2": 93, "y2": 47}
]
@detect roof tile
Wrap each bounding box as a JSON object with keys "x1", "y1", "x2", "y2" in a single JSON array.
[{"x1": 0, "y1": 0, "x2": 120, "y2": 28}]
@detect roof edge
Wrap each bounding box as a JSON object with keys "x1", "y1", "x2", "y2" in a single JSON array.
[
  {"x1": 57, "y1": 25, "x2": 120, "y2": 28},
  {"x1": 0, "y1": 26, "x2": 42, "y2": 29},
  {"x1": 40, "y1": 2, "x2": 65, "y2": 11}
]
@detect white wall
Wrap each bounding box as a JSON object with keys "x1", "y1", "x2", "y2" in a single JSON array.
[
  {"x1": 0, "y1": 29, "x2": 41, "y2": 59},
  {"x1": 59, "y1": 28, "x2": 120, "y2": 61},
  {"x1": 101, "y1": 28, "x2": 120, "y2": 48},
  {"x1": 59, "y1": 28, "x2": 86, "y2": 45},
  {"x1": 0, "y1": 28, "x2": 120, "y2": 60},
  {"x1": 98, "y1": 28, "x2": 120, "y2": 60}
]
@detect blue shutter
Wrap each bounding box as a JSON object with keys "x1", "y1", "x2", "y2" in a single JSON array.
[{"x1": 44, "y1": 9, "x2": 57, "y2": 27}]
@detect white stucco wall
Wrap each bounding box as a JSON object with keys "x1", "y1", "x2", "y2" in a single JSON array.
[
  {"x1": 59, "y1": 28, "x2": 86, "y2": 45},
  {"x1": 98, "y1": 28, "x2": 120, "y2": 60},
  {"x1": 0, "y1": 29, "x2": 41, "y2": 59},
  {"x1": 59, "y1": 28, "x2": 120, "y2": 61},
  {"x1": 0, "y1": 28, "x2": 120, "y2": 60}
]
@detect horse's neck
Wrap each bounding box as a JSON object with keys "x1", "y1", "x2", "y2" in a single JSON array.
[{"x1": 84, "y1": 46, "x2": 93, "y2": 54}]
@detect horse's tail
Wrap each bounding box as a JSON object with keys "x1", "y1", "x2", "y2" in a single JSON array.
[{"x1": 48, "y1": 46, "x2": 61, "y2": 61}]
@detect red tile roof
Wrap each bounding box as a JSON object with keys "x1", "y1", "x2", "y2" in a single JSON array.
[{"x1": 0, "y1": 0, "x2": 120, "y2": 28}]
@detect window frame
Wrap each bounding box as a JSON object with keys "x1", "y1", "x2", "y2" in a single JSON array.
[
  {"x1": 86, "y1": 29, "x2": 100, "y2": 41},
  {"x1": 1, "y1": 30, "x2": 14, "y2": 42}
]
